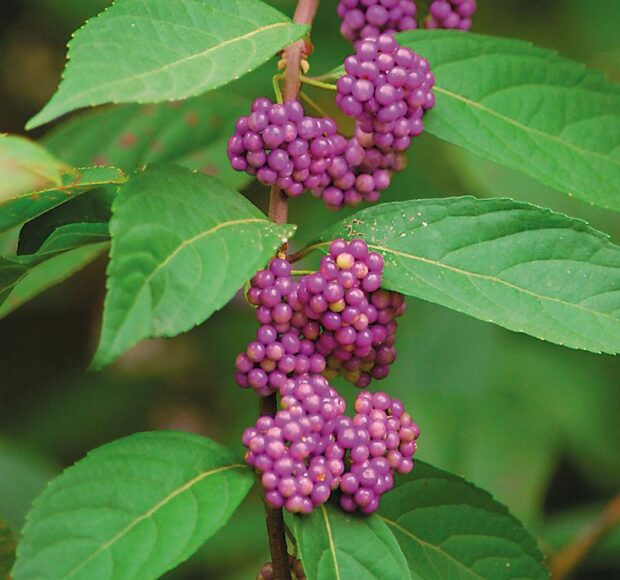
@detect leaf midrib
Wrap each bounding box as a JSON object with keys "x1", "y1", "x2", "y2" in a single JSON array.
[
  {"x1": 62, "y1": 463, "x2": 245, "y2": 579},
  {"x1": 379, "y1": 515, "x2": 486, "y2": 580},
  {"x1": 320, "y1": 505, "x2": 341, "y2": 580},
  {"x1": 434, "y1": 86, "x2": 620, "y2": 167},
  {"x1": 55, "y1": 22, "x2": 293, "y2": 110},
  {"x1": 106, "y1": 217, "x2": 271, "y2": 354},
  {"x1": 305, "y1": 240, "x2": 619, "y2": 325}
]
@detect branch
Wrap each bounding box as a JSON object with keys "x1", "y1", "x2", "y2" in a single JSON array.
[
  {"x1": 263, "y1": 2, "x2": 320, "y2": 579},
  {"x1": 549, "y1": 493, "x2": 620, "y2": 579},
  {"x1": 268, "y1": 1, "x2": 319, "y2": 225}
]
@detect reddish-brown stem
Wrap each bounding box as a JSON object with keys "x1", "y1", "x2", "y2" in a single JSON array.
[
  {"x1": 549, "y1": 493, "x2": 620, "y2": 579},
  {"x1": 268, "y1": 0, "x2": 319, "y2": 225},
  {"x1": 263, "y1": 1, "x2": 320, "y2": 579}
]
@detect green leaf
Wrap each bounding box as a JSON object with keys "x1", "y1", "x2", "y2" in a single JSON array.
[
  {"x1": 0, "y1": 223, "x2": 109, "y2": 318},
  {"x1": 44, "y1": 92, "x2": 252, "y2": 189},
  {"x1": 379, "y1": 462, "x2": 548, "y2": 579},
  {"x1": 0, "y1": 135, "x2": 64, "y2": 198},
  {"x1": 309, "y1": 197, "x2": 620, "y2": 354},
  {"x1": 94, "y1": 164, "x2": 295, "y2": 368},
  {"x1": 0, "y1": 518, "x2": 16, "y2": 578},
  {"x1": 328, "y1": 32, "x2": 620, "y2": 211},
  {"x1": 13, "y1": 431, "x2": 253, "y2": 580},
  {"x1": 17, "y1": 187, "x2": 116, "y2": 255},
  {"x1": 0, "y1": 165, "x2": 126, "y2": 234},
  {"x1": 293, "y1": 504, "x2": 410, "y2": 580},
  {"x1": 396, "y1": 31, "x2": 620, "y2": 211},
  {"x1": 27, "y1": 0, "x2": 308, "y2": 128}
]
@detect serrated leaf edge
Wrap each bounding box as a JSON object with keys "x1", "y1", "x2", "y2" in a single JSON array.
[
  {"x1": 27, "y1": 0, "x2": 308, "y2": 129},
  {"x1": 433, "y1": 86, "x2": 620, "y2": 169},
  {"x1": 0, "y1": 166, "x2": 126, "y2": 204},
  {"x1": 99, "y1": 217, "x2": 291, "y2": 363},
  {"x1": 39, "y1": 463, "x2": 246, "y2": 580}
]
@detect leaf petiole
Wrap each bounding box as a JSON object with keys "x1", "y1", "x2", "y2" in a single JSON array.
[
  {"x1": 299, "y1": 75, "x2": 338, "y2": 91},
  {"x1": 272, "y1": 74, "x2": 285, "y2": 104}
]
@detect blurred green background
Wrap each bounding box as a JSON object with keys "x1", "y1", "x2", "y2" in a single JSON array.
[{"x1": 1, "y1": 0, "x2": 619, "y2": 578}]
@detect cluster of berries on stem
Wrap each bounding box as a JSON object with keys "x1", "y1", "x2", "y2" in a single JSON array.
[
  {"x1": 236, "y1": 239, "x2": 404, "y2": 394},
  {"x1": 238, "y1": 239, "x2": 419, "y2": 515},
  {"x1": 228, "y1": 0, "x2": 470, "y2": 211},
  {"x1": 229, "y1": 0, "x2": 479, "y2": 533}
]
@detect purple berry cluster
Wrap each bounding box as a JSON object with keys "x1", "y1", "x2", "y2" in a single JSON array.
[
  {"x1": 227, "y1": 98, "x2": 340, "y2": 198},
  {"x1": 236, "y1": 257, "x2": 327, "y2": 397},
  {"x1": 236, "y1": 239, "x2": 404, "y2": 395},
  {"x1": 243, "y1": 374, "x2": 346, "y2": 513},
  {"x1": 319, "y1": 33, "x2": 435, "y2": 210},
  {"x1": 337, "y1": 0, "x2": 418, "y2": 43},
  {"x1": 302, "y1": 238, "x2": 405, "y2": 388},
  {"x1": 337, "y1": 34, "x2": 435, "y2": 153},
  {"x1": 338, "y1": 391, "x2": 419, "y2": 513},
  {"x1": 243, "y1": 378, "x2": 420, "y2": 515},
  {"x1": 315, "y1": 126, "x2": 405, "y2": 210},
  {"x1": 426, "y1": 0, "x2": 477, "y2": 30},
  {"x1": 238, "y1": 239, "x2": 419, "y2": 515}
]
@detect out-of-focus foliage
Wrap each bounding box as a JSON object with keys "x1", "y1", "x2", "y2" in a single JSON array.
[{"x1": 1, "y1": 1, "x2": 618, "y2": 579}]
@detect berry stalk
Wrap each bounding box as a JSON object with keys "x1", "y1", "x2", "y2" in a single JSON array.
[{"x1": 263, "y1": 1, "x2": 320, "y2": 578}]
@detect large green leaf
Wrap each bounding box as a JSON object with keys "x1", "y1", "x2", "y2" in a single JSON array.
[
  {"x1": 400, "y1": 31, "x2": 620, "y2": 211},
  {"x1": 0, "y1": 135, "x2": 64, "y2": 199},
  {"x1": 0, "y1": 223, "x2": 109, "y2": 318},
  {"x1": 309, "y1": 197, "x2": 620, "y2": 354},
  {"x1": 293, "y1": 504, "x2": 410, "y2": 580},
  {"x1": 379, "y1": 462, "x2": 548, "y2": 579},
  {"x1": 27, "y1": 0, "x2": 308, "y2": 128},
  {"x1": 0, "y1": 518, "x2": 16, "y2": 578},
  {"x1": 94, "y1": 164, "x2": 295, "y2": 368},
  {"x1": 44, "y1": 92, "x2": 252, "y2": 189},
  {"x1": 13, "y1": 431, "x2": 253, "y2": 580},
  {"x1": 330, "y1": 31, "x2": 620, "y2": 210},
  {"x1": 0, "y1": 165, "x2": 126, "y2": 234}
]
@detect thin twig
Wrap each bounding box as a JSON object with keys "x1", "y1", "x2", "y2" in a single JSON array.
[
  {"x1": 263, "y1": 2, "x2": 320, "y2": 579},
  {"x1": 288, "y1": 241, "x2": 328, "y2": 263},
  {"x1": 549, "y1": 493, "x2": 620, "y2": 579},
  {"x1": 299, "y1": 74, "x2": 338, "y2": 91}
]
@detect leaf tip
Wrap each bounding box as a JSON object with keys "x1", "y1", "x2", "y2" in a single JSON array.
[{"x1": 25, "y1": 109, "x2": 48, "y2": 131}]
